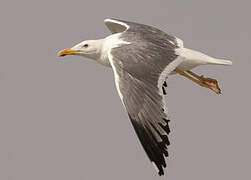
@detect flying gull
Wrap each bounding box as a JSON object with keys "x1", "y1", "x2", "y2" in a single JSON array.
[{"x1": 57, "y1": 18, "x2": 232, "y2": 176}]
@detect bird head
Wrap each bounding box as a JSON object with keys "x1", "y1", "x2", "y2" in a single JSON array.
[{"x1": 58, "y1": 40, "x2": 103, "y2": 60}]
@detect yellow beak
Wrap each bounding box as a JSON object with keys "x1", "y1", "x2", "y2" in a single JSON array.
[{"x1": 57, "y1": 48, "x2": 78, "y2": 57}]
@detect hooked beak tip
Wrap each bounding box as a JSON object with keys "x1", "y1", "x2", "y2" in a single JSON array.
[{"x1": 57, "y1": 48, "x2": 77, "y2": 57}]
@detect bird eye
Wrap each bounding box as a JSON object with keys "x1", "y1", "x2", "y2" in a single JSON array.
[{"x1": 83, "y1": 44, "x2": 89, "y2": 48}]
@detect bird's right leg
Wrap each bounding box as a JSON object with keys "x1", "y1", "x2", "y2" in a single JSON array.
[
  {"x1": 174, "y1": 68, "x2": 221, "y2": 94},
  {"x1": 186, "y1": 70, "x2": 221, "y2": 94}
]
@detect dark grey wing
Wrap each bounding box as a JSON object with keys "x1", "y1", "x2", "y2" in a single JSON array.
[{"x1": 108, "y1": 42, "x2": 183, "y2": 175}]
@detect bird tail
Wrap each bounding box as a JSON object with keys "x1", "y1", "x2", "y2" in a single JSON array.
[
  {"x1": 206, "y1": 58, "x2": 232, "y2": 65},
  {"x1": 178, "y1": 48, "x2": 233, "y2": 66}
]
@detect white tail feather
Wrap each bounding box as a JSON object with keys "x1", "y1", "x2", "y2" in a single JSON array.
[
  {"x1": 177, "y1": 48, "x2": 232, "y2": 66},
  {"x1": 207, "y1": 58, "x2": 232, "y2": 65}
]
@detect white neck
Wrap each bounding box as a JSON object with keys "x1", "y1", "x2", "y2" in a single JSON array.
[
  {"x1": 87, "y1": 39, "x2": 104, "y2": 60},
  {"x1": 84, "y1": 38, "x2": 111, "y2": 67},
  {"x1": 86, "y1": 33, "x2": 126, "y2": 67}
]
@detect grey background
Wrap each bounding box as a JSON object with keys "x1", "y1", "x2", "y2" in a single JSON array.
[{"x1": 0, "y1": 0, "x2": 250, "y2": 179}]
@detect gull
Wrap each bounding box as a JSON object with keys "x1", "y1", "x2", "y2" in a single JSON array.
[{"x1": 57, "y1": 18, "x2": 232, "y2": 176}]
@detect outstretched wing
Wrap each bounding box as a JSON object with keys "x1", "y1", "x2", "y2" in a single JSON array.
[
  {"x1": 104, "y1": 18, "x2": 129, "y2": 34},
  {"x1": 108, "y1": 47, "x2": 182, "y2": 175},
  {"x1": 104, "y1": 18, "x2": 184, "y2": 48},
  {"x1": 106, "y1": 26, "x2": 184, "y2": 175}
]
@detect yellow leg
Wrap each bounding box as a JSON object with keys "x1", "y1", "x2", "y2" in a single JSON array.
[
  {"x1": 175, "y1": 68, "x2": 221, "y2": 94},
  {"x1": 175, "y1": 69, "x2": 204, "y2": 86},
  {"x1": 186, "y1": 70, "x2": 202, "y2": 80}
]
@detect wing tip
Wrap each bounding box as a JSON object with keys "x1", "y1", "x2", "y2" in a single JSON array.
[
  {"x1": 104, "y1": 18, "x2": 123, "y2": 24},
  {"x1": 128, "y1": 114, "x2": 169, "y2": 176},
  {"x1": 152, "y1": 161, "x2": 165, "y2": 176},
  {"x1": 104, "y1": 18, "x2": 113, "y2": 23},
  {"x1": 104, "y1": 18, "x2": 129, "y2": 34}
]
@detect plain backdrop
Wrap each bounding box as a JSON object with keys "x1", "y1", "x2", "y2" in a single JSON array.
[{"x1": 0, "y1": 0, "x2": 250, "y2": 180}]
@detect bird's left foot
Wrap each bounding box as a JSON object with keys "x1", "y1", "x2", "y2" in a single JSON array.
[
  {"x1": 186, "y1": 70, "x2": 221, "y2": 94},
  {"x1": 175, "y1": 69, "x2": 222, "y2": 94},
  {"x1": 199, "y1": 76, "x2": 221, "y2": 94}
]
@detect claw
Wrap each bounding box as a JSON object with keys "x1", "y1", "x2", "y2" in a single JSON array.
[
  {"x1": 176, "y1": 69, "x2": 222, "y2": 95},
  {"x1": 200, "y1": 77, "x2": 221, "y2": 94}
]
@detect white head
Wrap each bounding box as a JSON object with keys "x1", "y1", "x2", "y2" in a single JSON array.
[{"x1": 58, "y1": 39, "x2": 104, "y2": 60}]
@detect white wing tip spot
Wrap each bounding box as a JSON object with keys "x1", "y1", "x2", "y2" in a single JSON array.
[{"x1": 152, "y1": 161, "x2": 159, "y2": 173}]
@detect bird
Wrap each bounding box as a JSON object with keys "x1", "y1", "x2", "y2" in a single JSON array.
[{"x1": 57, "y1": 18, "x2": 232, "y2": 176}]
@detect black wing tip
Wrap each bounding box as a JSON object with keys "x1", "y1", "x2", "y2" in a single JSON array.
[
  {"x1": 152, "y1": 161, "x2": 165, "y2": 176},
  {"x1": 162, "y1": 86, "x2": 167, "y2": 95},
  {"x1": 159, "y1": 170, "x2": 165, "y2": 176},
  {"x1": 163, "y1": 81, "x2": 167, "y2": 87},
  {"x1": 160, "y1": 118, "x2": 171, "y2": 135},
  {"x1": 128, "y1": 114, "x2": 170, "y2": 176},
  {"x1": 162, "y1": 81, "x2": 167, "y2": 95}
]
